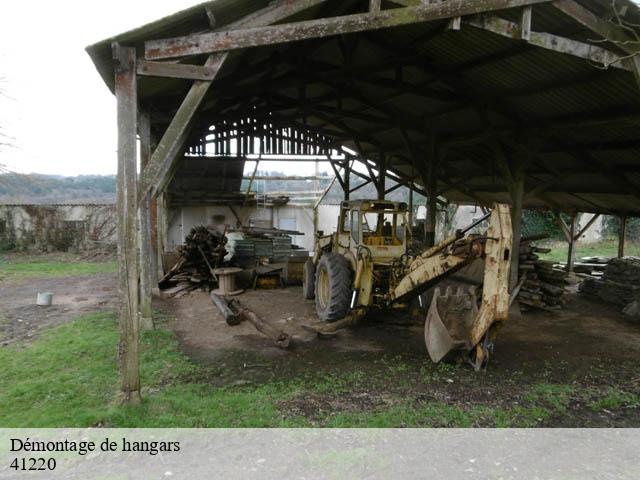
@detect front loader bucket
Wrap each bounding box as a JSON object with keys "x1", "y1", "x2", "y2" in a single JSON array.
[{"x1": 424, "y1": 287, "x2": 478, "y2": 363}]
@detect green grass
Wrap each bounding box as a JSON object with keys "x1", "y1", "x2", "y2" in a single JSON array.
[
  {"x1": 0, "y1": 313, "x2": 634, "y2": 427},
  {"x1": 0, "y1": 313, "x2": 307, "y2": 427},
  {"x1": 538, "y1": 240, "x2": 640, "y2": 264},
  {"x1": 0, "y1": 254, "x2": 116, "y2": 280}
]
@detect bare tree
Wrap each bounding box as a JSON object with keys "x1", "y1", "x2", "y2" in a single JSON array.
[{"x1": 592, "y1": 0, "x2": 640, "y2": 68}]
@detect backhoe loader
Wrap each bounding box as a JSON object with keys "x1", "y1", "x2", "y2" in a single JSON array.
[{"x1": 303, "y1": 200, "x2": 512, "y2": 369}]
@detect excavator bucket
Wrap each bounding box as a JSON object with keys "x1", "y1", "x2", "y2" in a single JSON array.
[
  {"x1": 424, "y1": 287, "x2": 478, "y2": 363},
  {"x1": 423, "y1": 203, "x2": 513, "y2": 367}
]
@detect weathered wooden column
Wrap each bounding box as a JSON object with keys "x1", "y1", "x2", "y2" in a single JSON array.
[
  {"x1": 113, "y1": 43, "x2": 141, "y2": 404},
  {"x1": 156, "y1": 192, "x2": 168, "y2": 278},
  {"x1": 425, "y1": 134, "x2": 438, "y2": 247},
  {"x1": 138, "y1": 112, "x2": 154, "y2": 330},
  {"x1": 408, "y1": 164, "x2": 414, "y2": 229},
  {"x1": 509, "y1": 164, "x2": 525, "y2": 289},
  {"x1": 566, "y1": 213, "x2": 577, "y2": 272},
  {"x1": 377, "y1": 152, "x2": 386, "y2": 200},
  {"x1": 618, "y1": 215, "x2": 627, "y2": 258},
  {"x1": 343, "y1": 159, "x2": 350, "y2": 201}
]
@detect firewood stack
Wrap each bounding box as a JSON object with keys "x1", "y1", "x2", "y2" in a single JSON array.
[
  {"x1": 517, "y1": 236, "x2": 570, "y2": 311},
  {"x1": 579, "y1": 257, "x2": 640, "y2": 314},
  {"x1": 159, "y1": 225, "x2": 228, "y2": 297}
]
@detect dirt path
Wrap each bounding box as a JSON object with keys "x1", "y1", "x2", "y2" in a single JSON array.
[{"x1": 0, "y1": 273, "x2": 117, "y2": 345}]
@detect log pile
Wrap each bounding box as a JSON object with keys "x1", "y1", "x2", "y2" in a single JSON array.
[
  {"x1": 517, "y1": 237, "x2": 570, "y2": 311},
  {"x1": 579, "y1": 257, "x2": 640, "y2": 314},
  {"x1": 159, "y1": 225, "x2": 228, "y2": 297}
]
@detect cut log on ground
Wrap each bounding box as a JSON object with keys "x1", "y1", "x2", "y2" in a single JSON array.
[
  {"x1": 210, "y1": 292, "x2": 239, "y2": 325},
  {"x1": 210, "y1": 295, "x2": 291, "y2": 348}
]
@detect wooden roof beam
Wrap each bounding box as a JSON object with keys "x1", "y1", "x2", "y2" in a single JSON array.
[
  {"x1": 145, "y1": 0, "x2": 551, "y2": 60},
  {"x1": 466, "y1": 14, "x2": 633, "y2": 72},
  {"x1": 552, "y1": 0, "x2": 640, "y2": 87}
]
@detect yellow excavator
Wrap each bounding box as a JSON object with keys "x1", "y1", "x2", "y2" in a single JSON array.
[{"x1": 303, "y1": 200, "x2": 512, "y2": 369}]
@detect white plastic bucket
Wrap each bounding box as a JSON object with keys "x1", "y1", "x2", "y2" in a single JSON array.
[{"x1": 36, "y1": 292, "x2": 53, "y2": 306}]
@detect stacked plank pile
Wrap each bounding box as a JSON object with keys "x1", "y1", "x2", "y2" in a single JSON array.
[
  {"x1": 159, "y1": 225, "x2": 227, "y2": 297},
  {"x1": 579, "y1": 258, "x2": 640, "y2": 312},
  {"x1": 517, "y1": 237, "x2": 570, "y2": 310},
  {"x1": 227, "y1": 234, "x2": 293, "y2": 263}
]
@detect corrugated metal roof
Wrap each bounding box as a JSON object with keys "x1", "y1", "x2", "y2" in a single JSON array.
[{"x1": 86, "y1": 0, "x2": 640, "y2": 215}]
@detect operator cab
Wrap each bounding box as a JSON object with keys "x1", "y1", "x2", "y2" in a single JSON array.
[{"x1": 339, "y1": 200, "x2": 408, "y2": 250}]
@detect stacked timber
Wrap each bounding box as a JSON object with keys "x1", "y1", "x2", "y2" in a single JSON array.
[
  {"x1": 227, "y1": 233, "x2": 295, "y2": 263},
  {"x1": 159, "y1": 225, "x2": 228, "y2": 297},
  {"x1": 579, "y1": 258, "x2": 640, "y2": 313},
  {"x1": 517, "y1": 237, "x2": 570, "y2": 310}
]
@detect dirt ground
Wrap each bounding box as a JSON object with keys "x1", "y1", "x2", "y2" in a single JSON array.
[
  {"x1": 0, "y1": 273, "x2": 118, "y2": 345},
  {"x1": 163, "y1": 286, "x2": 640, "y2": 369},
  {"x1": 161, "y1": 286, "x2": 640, "y2": 426},
  {"x1": 2, "y1": 265, "x2": 638, "y2": 426}
]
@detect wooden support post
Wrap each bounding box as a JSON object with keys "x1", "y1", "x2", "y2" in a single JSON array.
[
  {"x1": 344, "y1": 158, "x2": 350, "y2": 201},
  {"x1": 520, "y1": 5, "x2": 532, "y2": 40},
  {"x1": 138, "y1": 112, "x2": 154, "y2": 331},
  {"x1": 509, "y1": 166, "x2": 525, "y2": 289},
  {"x1": 425, "y1": 134, "x2": 438, "y2": 247},
  {"x1": 113, "y1": 43, "x2": 141, "y2": 404},
  {"x1": 566, "y1": 213, "x2": 577, "y2": 272},
  {"x1": 156, "y1": 192, "x2": 168, "y2": 279},
  {"x1": 377, "y1": 152, "x2": 386, "y2": 200},
  {"x1": 618, "y1": 215, "x2": 627, "y2": 258},
  {"x1": 409, "y1": 165, "x2": 414, "y2": 228}
]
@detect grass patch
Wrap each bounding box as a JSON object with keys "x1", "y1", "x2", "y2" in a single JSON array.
[
  {"x1": 0, "y1": 254, "x2": 116, "y2": 280},
  {"x1": 538, "y1": 240, "x2": 640, "y2": 264},
  {"x1": 0, "y1": 312, "x2": 306, "y2": 427},
  {"x1": 0, "y1": 313, "x2": 628, "y2": 427},
  {"x1": 587, "y1": 388, "x2": 640, "y2": 412}
]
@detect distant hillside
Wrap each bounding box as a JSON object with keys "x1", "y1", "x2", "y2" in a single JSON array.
[
  {"x1": 0, "y1": 174, "x2": 116, "y2": 204},
  {"x1": 0, "y1": 170, "x2": 426, "y2": 205}
]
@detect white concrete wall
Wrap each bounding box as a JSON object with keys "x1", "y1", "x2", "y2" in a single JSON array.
[{"x1": 167, "y1": 204, "x2": 318, "y2": 252}]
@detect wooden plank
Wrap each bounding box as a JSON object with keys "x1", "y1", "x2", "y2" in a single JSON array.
[
  {"x1": 145, "y1": 0, "x2": 552, "y2": 60},
  {"x1": 370, "y1": 0, "x2": 382, "y2": 13},
  {"x1": 466, "y1": 15, "x2": 631, "y2": 71},
  {"x1": 139, "y1": 0, "x2": 330, "y2": 201},
  {"x1": 113, "y1": 44, "x2": 141, "y2": 405},
  {"x1": 138, "y1": 112, "x2": 154, "y2": 331},
  {"x1": 137, "y1": 61, "x2": 219, "y2": 81},
  {"x1": 566, "y1": 214, "x2": 577, "y2": 272},
  {"x1": 618, "y1": 215, "x2": 627, "y2": 258},
  {"x1": 448, "y1": 16, "x2": 462, "y2": 31},
  {"x1": 554, "y1": 211, "x2": 573, "y2": 244},
  {"x1": 520, "y1": 5, "x2": 532, "y2": 41}
]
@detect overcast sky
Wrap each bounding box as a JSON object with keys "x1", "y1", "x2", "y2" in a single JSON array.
[{"x1": 0, "y1": 0, "x2": 200, "y2": 176}]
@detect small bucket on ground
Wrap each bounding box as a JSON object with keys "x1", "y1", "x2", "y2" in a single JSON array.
[{"x1": 36, "y1": 292, "x2": 53, "y2": 306}]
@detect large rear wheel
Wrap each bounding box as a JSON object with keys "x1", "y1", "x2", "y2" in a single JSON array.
[{"x1": 314, "y1": 253, "x2": 353, "y2": 322}]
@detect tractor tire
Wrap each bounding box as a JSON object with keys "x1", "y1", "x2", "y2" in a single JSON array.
[
  {"x1": 303, "y1": 259, "x2": 316, "y2": 299},
  {"x1": 314, "y1": 253, "x2": 353, "y2": 322}
]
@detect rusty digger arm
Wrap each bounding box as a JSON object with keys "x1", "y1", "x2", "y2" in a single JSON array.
[{"x1": 391, "y1": 204, "x2": 513, "y2": 369}]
